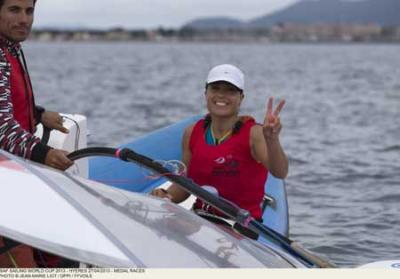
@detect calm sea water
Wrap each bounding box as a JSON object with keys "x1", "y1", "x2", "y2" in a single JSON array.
[{"x1": 25, "y1": 41, "x2": 400, "y2": 267}]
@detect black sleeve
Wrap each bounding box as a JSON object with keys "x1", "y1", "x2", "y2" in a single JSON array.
[
  {"x1": 34, "y1": 105, "x2": 45, "y2": 124},
  {"x1": 31, "y1": 142, "x2": 52, "y2": 164}
]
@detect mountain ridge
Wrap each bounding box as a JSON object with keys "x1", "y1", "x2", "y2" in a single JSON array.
[{"x1": 183, "y1": 0, "x2": 400, "y2": 30}]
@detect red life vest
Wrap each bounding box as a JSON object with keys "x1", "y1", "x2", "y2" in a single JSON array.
[
  {"x1": 3, "y1": 50, "x2": 35, "y2": 133},
  {"x1": 189, "y1": 118, "x2": 268, "y2": 219}
]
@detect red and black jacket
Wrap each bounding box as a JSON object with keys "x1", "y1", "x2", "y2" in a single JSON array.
[{"x1": 0, "y1": 36, "x2": 50, "y2": 163}]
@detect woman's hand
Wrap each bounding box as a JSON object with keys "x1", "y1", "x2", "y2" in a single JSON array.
[
  {"x1": 150, "y1": 188, "x2": 173, "y2": 201},
  {"x1": 263, "y1": 97, "x2": 285, "y2": 141}
]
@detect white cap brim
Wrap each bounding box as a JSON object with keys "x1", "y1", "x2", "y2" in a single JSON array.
[{"x1": 207, "y1": 76, "x2": 243, "y2": 90}]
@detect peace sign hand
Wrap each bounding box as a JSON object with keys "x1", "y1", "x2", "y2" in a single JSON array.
[{"x1": 263, "y1": 97, "x2": 285, "y2": 140}]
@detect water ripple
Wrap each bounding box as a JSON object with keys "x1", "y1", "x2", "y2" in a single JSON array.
[{"x1": 25, "y1": 42, "x2": 400, "y2": 268}]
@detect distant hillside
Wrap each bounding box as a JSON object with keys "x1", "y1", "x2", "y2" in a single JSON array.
[
  {"x1": 183, "y1": 0, "x2": 400, "y2": 30},
  {"x1": 183, "y1": 17, "x2": 244, "y2": 30},
  {"x1": 249, "y1": 0, "x2": 400, "y2": 27}
]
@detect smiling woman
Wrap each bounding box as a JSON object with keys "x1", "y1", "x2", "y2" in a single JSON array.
[{"x1": 151, "y1": 64, "x2": 289, "y2": 237}]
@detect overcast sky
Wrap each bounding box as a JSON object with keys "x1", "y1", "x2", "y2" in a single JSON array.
[{"x1": 33, "y1": 0, "x2": 299, "y2": 29}]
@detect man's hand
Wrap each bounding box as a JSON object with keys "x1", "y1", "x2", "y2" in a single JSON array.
[
  {"x1": 263, "y1": 97, "x2": 285, "y2": 141},
  {"x1": 150, "y1": 188, "x2": 173, "y2": 201},
  {"x1": 44, "y1": 149, "x2": 73, "y2": 170},
  {"x1": 41, "y1": 111, "x2": 69, "y2": 133}
]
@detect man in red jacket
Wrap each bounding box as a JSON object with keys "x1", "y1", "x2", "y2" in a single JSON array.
[{"x1": 0, "y1": 0, "x2": 73, "y2": 267}]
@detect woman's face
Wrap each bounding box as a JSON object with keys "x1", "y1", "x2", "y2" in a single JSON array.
[{"x1": 205, "y1": 81, "x2": 244, "y2": 118}]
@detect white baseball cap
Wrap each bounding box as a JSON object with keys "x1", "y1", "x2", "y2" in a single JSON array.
[{"x1": 206, "y1": 64, "x2": 245, "y2": 90}]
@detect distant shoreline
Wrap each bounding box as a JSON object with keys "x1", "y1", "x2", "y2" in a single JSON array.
[
  {"x1": 30, "y1": 24, "x2": 400, "y2": 43},
  {"x1": 26, "y1": 39, "x2": 400, "y2": 46}
]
